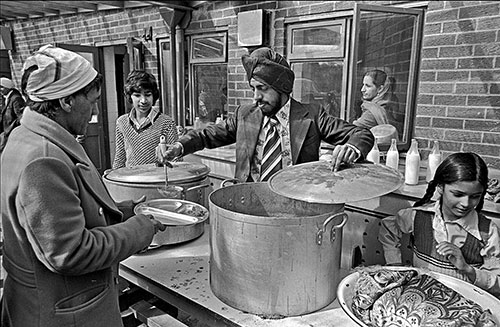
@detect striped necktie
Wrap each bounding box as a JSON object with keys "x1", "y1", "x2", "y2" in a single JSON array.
[{"x1": 260, "y1": 116, "x2": 282, "y2": 182}]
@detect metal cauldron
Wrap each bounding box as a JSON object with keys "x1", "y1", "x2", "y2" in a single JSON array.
[
  {"x1": 208, "y1": 161, "x2": 403, "y2": 317},
  {"x1": 209, "y1": 181, "x2": 347, "y2": 317},
  {"x1": 102, "y1": 162, "x2": 210, "y2": 206}
]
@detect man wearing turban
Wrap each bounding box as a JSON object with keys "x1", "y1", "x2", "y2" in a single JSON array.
[
  {"x1": 157, "y1": 47, "x2": 374, "y2": 182},
  {"x1": 1, "y1": 44, "x2": 165, "y2": 327}
]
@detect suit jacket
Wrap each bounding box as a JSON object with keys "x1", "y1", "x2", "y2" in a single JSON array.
[
  {"x1": 181, "y1": 99, "x2": 374, "y2": 181},
  {"x1": 1, "y1": 108, "x2": 155, "y2": 327}
]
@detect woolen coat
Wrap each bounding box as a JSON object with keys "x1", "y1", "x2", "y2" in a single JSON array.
[
  {"x1": 1, "y1": 108, "x2": 155, "y2": 327},
  {"x1": 180, "y1": 98, "x2": 375, "y2": 181}
]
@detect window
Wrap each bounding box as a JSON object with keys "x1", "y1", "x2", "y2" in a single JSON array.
[
  {"x1": 287, "y1": 19, "x2": 349, "y2": 120},
  {"x1": 286, "y1": 4, "x2": 424, "y2": 151},
  {"x1": 188, "y1": 32, "x2": 228, "y2": 127}
]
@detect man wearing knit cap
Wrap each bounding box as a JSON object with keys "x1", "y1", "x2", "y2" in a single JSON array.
[
  {"x1": 1, "y1": 44, "x2": 165, "y2": 327},
  {"x1": 157, "y1": 47, "x2": 374, "y2": 182},
  {"x1": 0, "y1": 77, "x2": 25, "y2": 136}
]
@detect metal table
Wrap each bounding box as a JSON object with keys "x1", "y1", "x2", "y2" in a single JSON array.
[{"x1": 119, "y1": 224, "x2": 358, "y2": 327}]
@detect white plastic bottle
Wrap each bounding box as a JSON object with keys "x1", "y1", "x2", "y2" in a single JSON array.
[
  {"x1": 194, "y1": 117, "x2": 200, "y2": 129},
  {"x1": 426, "y1": 140, "x2": 441, "y2": 182},
  {"x1": 405, "y1": 139, "x2": 421, "y2": 185},
  {"x1": 385, "y1": 138, "x2": 399, "y2": 170},
  {"x1": 366, "y1": 141, "x2": 380, "y2": 164}
]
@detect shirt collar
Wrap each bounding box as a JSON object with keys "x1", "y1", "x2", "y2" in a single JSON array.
[
  {"x1": 432, "y1": 200, "x2": 479, "y2": 231},
  {"x1": 128, "y1": 106, "x2": 159, "y2": 129}
]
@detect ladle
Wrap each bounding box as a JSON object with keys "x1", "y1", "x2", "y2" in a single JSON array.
[{"x1": 157, "y1": 136, "x2": 182, "y2": 199}]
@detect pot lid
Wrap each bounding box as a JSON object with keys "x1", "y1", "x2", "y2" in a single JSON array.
[
  {"x1": 105, "y1": 162, "x2": 210, "y2": 184},
  {"x1": 134, "y1": 199, "x2": 209, "y2": 226},
  {"x1": 268, "y1": 161, "x2": 403, "y2": 204}
]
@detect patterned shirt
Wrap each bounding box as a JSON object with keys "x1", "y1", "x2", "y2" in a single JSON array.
[
  {"x1": 250, "y1": 101, "x2": 293, "y2": 182},
  {"x1": 112, "y1": 107, "x2": 178, "y2": 168}
]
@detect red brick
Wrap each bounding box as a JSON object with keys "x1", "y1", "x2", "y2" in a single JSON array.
[
  {"x1": 464, "y1": 119, "x2": 500, "y2": 132},
  {"x1": 436, "y1": 71, "x2": 469, "y2": 82},
  {"x1": 425, "y1": 8, "x2": 459, "y2": 23},
  {"x1": 455, "y1": 83, "x2": 488, "y2": 95},
  {"x1": 458, "y1": 3, "x2": 500, "y2": 19},
  {"x1": 467, "y1": 95, "x2": 500, "y2": 107},
  {"x1": 439, "y1": 45, "x2": 473, "y2": 57},
  {"x1": 462, "y1": 143, "x2": 500, "y2": 157},
  {"x1": 421, "y1": 58, "x2": 456, "y2": 70},
  {"x1": 444, "y1": 130, "x2": 482, "y2": 142},
  {"x1": 458, "y1": 57, "x2": 494, "y2": 70},
  {"x1": 434, "y1": 95, "x2": 467, "y2": 106},
  {"x1": 417, "y1": 105, "x2": 447, "y2": 117},
  {"x1": 448, "y1": 106, "x2": 486, "y2": 118},
  {"x1": 432, "y1": 117, "x2": 464, "y2": 129},
  {"x1": 457, "y1": 31, "x2": 497, "y2": 44}
]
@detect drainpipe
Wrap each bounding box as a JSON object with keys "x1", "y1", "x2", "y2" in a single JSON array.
[{"x1": 159, "y1": 8, "x2": 191, "y2": 126}]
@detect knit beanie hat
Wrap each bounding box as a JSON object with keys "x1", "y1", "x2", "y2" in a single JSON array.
[
  {"x1": 22, "y1": 44, "x2": 98, "y2": 102},
  {"x1": 241, "y1": 47, "x2": 295, "y2": 94},
  {"x1": 0, "y1": 77, "x2": 14, "y2": 89}
]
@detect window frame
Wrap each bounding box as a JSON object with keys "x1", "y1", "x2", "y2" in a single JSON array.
[
  {"x1": 187, "y1": 31, "x2": 228, "y2": 126},
  {"x1": 349, "y1": 3, "x2": 424, "y2": 151},
  {"x1": 285, "y1": 4, "x2": 424, "y2": 152}
]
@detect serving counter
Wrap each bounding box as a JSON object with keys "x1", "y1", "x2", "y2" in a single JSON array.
[
  {"x1": 120, "y1": 224, "x2": 358, "y2": 327},
  {"x1": 119, "y1": 145, "x2": 500, "y2": 326}
]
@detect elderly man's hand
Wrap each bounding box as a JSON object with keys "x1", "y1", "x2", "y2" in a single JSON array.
[
  {"x1": 156, "y1": 142, "x2": 183, "y2": 164},
  {"x1": 331, "y1": 144, "x2": 358, "y2": 172},
  {"x1": 117, "y1": 195, "x2": 147, "y2": 221}
]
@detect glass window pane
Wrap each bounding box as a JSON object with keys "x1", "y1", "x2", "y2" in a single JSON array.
[
  {"x1": 193, "y1": 64, "x2": 227, "y2": 125},
  {"x1": 291, "y1": 61, "x2": 344, "y2": 118},
  {"x1": 291, "y1": 24, "x2": 343, "y2": 57},
  {"x1": 192, "y1": 36, "x2": 225, "y2": 59},
  {"x1": 352, "y1": 11, "x2": 416, "y2": 144}
]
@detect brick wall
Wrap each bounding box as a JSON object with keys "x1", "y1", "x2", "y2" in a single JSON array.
[
  {"x1": 3, "y1": 0, "x2": 499, "y2": 168},
  {"x1": 418, "y1": 1, "x2": 500, "y2": 169}
]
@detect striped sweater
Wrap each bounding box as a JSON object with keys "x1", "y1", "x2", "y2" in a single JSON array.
[{"x1": 112, "y1": 111, "x2": 178, "y2": 168}]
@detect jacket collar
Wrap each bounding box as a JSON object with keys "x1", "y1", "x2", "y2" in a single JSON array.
[
  {"x1": 20, "y1": 107, "x2": 121, "y2": 215},
  {"x1": 21, "y1": 107, "x2": 91, "y2": 165}
]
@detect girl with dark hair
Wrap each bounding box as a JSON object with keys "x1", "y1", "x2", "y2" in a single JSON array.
[
  {"x1": 353, "y1": 69, "x2": 401, "y2": 141},
  {"x1": 379, "y1": 152, "x2": 500, "y2": 298},
  {"x1": 113, "y1": 70, "x2": 178, "y2": 168}
]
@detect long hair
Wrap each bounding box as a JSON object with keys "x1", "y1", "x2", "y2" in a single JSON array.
[
  {"x1": 124, "y1": 70, "x2": 160, "y2": 105},
  {"x1": 413, "y1": 152, "x2": 489, "y2": 213}
]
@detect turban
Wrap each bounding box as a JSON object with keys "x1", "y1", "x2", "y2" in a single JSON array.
[
  {"x1": 22, "y1": 44, "x2": 98, "y2": 102},
  {"x1": 241, "y1": 47, "x2": 295, "y2": 94},
  {"x1": 0, "y1": 77, "x2": 14, "y2": 89}
]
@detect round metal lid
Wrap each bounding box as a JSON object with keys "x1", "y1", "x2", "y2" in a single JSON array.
[
  {"x1": 268, "y1": 161, "x2": 403, "y2": 204},
  {"x1": 105, "y1": 162, "x2": 210, "y2": 184}
]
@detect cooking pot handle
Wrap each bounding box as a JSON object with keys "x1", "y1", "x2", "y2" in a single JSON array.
[
  {"x1": 220, "y1": 178, "x2": 239, "y2": 188},
  {"x1": 184, "y1": 184, "x2": 209, "y2": 192},
  {"x1": 316, "y1": 212, "x2": 348, "y2": 245}
]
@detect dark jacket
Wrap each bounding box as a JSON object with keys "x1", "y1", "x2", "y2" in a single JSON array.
[
  {"x1": 1, "y1": 88, "x2": 25, "y2": 133},
  {"x1": 180, "y1": 98, "x2": 374, "y2": 182}
]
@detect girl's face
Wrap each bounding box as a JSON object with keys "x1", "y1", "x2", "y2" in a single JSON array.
[
  {"x1": 131, "y1": 90, "x2": 154, "y2": 115},
  {"x1": 440, "y1": 180, "x2": 484, "y2": 220},
  {"x1": 361, "y1": 75, "x2": 380, "y2": 101}
]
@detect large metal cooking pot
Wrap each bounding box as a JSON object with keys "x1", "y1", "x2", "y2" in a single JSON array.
[
  {"x1": 208, "y1": 161, "x2": 403, "y2": 317},
  {"x1": 103, "y1": 162, "x2": 210, "y2": 206},
  {"x1": 135, "y1": 198, "x2": 209, "y2": 246},
  {"x1": 209, "y1": 182, "x2": 347, "y2": 317}
]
